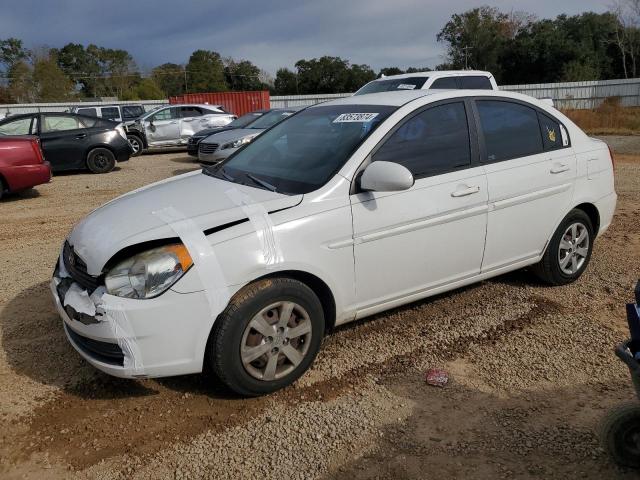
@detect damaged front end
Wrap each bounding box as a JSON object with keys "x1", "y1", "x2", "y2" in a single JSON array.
[{"x1": 52, "y1": 242, "x2": 144, "y2": 376}]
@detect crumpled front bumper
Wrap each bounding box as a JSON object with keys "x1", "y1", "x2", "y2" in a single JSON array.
[{"x1": 51, "y1": 261, "x2": 214, "y2": 379}]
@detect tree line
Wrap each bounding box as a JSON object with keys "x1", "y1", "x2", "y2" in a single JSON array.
[{"x1": 1, "y1": 3, "x2": 640, "y2": 103}]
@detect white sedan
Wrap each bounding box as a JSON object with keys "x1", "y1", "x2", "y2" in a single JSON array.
[{"x1": 51, "y1": 89, "x2": 616, "y2": 396}]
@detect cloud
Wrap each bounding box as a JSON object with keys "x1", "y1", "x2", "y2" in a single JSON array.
[{"x1": 0, "y1": 0, "x2": 610, "y2": 74}]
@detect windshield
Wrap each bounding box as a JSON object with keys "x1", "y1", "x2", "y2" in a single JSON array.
[
  {"x1": 204, "y1": 105, "x2": 396, "y2": 194},
  {"x1": 355, "y1": 77, "x2": 428, "y2": 95},
  {"x1": 229, "y1": 112, "x2": 264, "y2": 128},
  {"x1": 248, "y1": 110, "x2": 295, "y2": 130}
]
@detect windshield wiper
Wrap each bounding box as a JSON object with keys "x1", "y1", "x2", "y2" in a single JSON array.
[
  {"x1": 202, "y1": 165, "x2": 235, "y2": 182},
  {"x1": 245, "y1": 173, "x2": 277, "y2": 192}
]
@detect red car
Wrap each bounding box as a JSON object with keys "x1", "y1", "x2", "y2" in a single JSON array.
[{"x1": 0, "y1": 135, "x2": 51, "y2": 199}]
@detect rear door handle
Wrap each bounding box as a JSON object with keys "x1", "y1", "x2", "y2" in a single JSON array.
[
  {"x1": 550, "y1": 163, "x2": 569, "y2": 174},
  {"x1": 451, "y1": 185, "x2": 480, "y2": 197},
  {"x1": 74, "y1": 133, "x2": 87, "y2": 139}
]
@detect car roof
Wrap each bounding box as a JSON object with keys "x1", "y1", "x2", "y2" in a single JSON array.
[
  {"x1": 171, "y1": 104, "x2": 225, "y2": 109},
  {"x1": 315, "y1": 89, "x2": 551, "y2": 109},
  {"x1": 375, "y1": 70, "x2": 493, "y2": 80},
  {"x1": 311, "y1": 90, "x2": 437, "y2": 107}
]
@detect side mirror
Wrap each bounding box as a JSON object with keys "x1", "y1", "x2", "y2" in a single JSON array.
[{"x1": 359, "y1": 161, "x2": 414, "y2": 192}]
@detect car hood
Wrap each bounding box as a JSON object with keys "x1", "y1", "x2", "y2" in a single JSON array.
[
  {"x1": 193, "y1": 126, "x2": 234, "y2": 138},
  {"x1": 201, "y1": 128, "x2": 263, "y2": 145},
  {"x1": 68, "y1": 171, "x2": 302, "y2": 275}
]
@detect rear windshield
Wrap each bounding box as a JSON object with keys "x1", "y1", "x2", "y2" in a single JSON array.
[{"x1": 354, "y1": 77, "x2": 428, "y2": 95}]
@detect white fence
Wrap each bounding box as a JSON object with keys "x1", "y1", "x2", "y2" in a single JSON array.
[
  {"x1": 0, "y1": 99, "x2": 166, "y2": 119},
  {"x1": 2, "y1": 77, "x2": 640, "y2": 117}
]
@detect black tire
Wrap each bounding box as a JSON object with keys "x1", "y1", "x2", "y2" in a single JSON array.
[
  {"x1": 86, "y1": 148, "x2": 116, "y2": 174},
  {"x1": 531, "y1": 208, "x2": 594, "y2": 285},
  {"x1": 600, "y1": 402, "x2": 640, "y2": 469},
  {"x1": 127, "y1": 134, "x2": 143, "y2": 157},
  {"x1": 209, "y1": 277, "x2": 325, "y2": 396}
]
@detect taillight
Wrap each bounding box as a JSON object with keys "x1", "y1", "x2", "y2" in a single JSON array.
[
  {"x1": 30, "y1": 137, "x2": 44, "y2": 164},
  {"x1": 608, "y1": 144, "x2": 615, "y2": 169}
]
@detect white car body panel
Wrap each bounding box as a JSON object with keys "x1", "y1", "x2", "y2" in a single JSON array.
[{"x1": 52, "y1": 89, "x2": 616, "y2": 379}]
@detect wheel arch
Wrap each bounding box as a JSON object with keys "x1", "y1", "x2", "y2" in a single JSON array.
[
  {"x1": 574, "y1": 202, "x2": 601, "y2": 236},
  {"x1": 254, "y1": 270, "x2": 337, "y2": 331}
]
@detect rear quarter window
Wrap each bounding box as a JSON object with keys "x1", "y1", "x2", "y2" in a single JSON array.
[{"x1": 538, "y1": 112, "x2": 569, "y2": 150}]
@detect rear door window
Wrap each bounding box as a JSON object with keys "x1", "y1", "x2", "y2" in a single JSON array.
[
  {"x1": 459, "y1": 76, "x2": 493, "y2": 89},
  {"x1": 373, "y1": 101, "x2": 471, "y2": 178},
  {"x1": 100, "y1": 107, "x2": 121, "y2": 121},
  {"x1": 430, "y1": 77, "x2": 459, "y2": 89},
  {"x1": 42, "y1": 115, "x2": 85, "y2": 132},
  {"x1": 0, "y1": 116, "x2": 33, "y2": 135},
  {"x1": 476, "y1": 100, "x2": 544, "y2": 162}
]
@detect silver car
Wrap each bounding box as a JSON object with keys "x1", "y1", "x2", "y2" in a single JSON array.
[
  {"x1": 128, "y1": 104, "x2": 236, "y2": 153},
  {"x1": 198, "y1": 108, "x2": 298, "y2": 163}
]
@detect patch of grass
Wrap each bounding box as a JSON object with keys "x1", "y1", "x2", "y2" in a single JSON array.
[{"x1": 562, "y1": 97, "x2": 640, "y2": 135}]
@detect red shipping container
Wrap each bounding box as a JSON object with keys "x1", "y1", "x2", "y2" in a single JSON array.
[{"x1": 169, "y1": 91, "x2": 270, "y2": 117}]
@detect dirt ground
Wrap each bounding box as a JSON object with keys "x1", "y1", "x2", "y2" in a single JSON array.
[{"x1": 0, "y1": 141, "x2": 639, "y2": 479}]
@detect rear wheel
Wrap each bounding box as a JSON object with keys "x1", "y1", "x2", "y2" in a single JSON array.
[
  {"x1": 127, "y1": 134, "x2": 143, "y2": 157},
  {"x1": 209, "y1": 278, "x2": 325, "y2": 396},
  {"x1": 86, "y1": 148, "x2": 116, "y2": 174},
  {"x1": 600, "y1": 402, "x2": 640, "y2": 468},
  {"x1": 532, "y1": 209, "x2": 594, "y2": 285}
]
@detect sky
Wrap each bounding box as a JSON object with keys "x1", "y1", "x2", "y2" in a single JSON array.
[{"x1": 0, "y1": 0, "x2": 611, "y2": 76}]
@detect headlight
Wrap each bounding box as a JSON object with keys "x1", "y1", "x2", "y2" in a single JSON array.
[
  {"x1": 105, "y1": 244, "x2": 193, "y2": 299},
  {"x1": 221, "y1": 136, "x2": 253, "y2": 150}
]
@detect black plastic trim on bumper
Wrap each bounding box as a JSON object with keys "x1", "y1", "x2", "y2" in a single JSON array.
[{"x1": 65, "y1": 324, "x2": 124, "y2": 367}]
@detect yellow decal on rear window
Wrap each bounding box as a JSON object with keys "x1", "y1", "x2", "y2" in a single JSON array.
[{"x1": 546, "y1": 126, "x2": 556, "y2": 143}]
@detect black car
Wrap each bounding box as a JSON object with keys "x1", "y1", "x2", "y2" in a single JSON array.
[
  {"x1": 187, "y1": 110, "x2": 267, "y2": 157},
  {"x1": 0, "y1": 112, "x2": 132, "y2": 174}
]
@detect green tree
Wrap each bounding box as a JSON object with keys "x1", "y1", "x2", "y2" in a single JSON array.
[
  {"x1": 133, "y1": 77, "x2": 165, "y2": 99},
  {"x1": 378, "y1": 67, "x2": 404, "y2": 76},
  {"x1": 152, "y1": 62, "x2": 184, "y2": 97},
  {"x1": 186, "y1": 50, "x2": 227, "y2": 93},
  {"x1": 53, "y1": 43, "x2": 101, "y2": 96},
  {"x1": 7, "y1": 61, "x2": 35, "y2": 102},
  {"x1": 32, "y1": 55, "x2": 74, "y2": 101},
  {"x1": 0, "y1": 38, "x2": 29, "y2": 71},
  {"x1": 346, "y1": 63, "x2": 376, "y2": 91},
  {"x1": 274, "y1": 68, "x2": 298, "y2": 94},
  {"x1": 224, "y1": 59, "x2": 265, "y2": 90},
  {"x1": 294, "y1": 56, "x2": 352, "y2": 93}
]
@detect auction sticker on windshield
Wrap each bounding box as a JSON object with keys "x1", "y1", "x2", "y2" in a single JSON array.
[
  {"x1": 333, "y1": 113, "x2": 379, "y2": 123},
  {"x1": 397, "y1": 84, "x2": 417, "y2": 90}
]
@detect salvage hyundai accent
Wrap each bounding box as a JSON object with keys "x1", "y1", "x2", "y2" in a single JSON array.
[{"x1": 51, "y1": 90, "x2": 616, "y2": 396}]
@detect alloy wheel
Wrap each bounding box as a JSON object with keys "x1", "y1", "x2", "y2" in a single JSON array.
[
  {"x1": 558, "y1": 222, "x2": 589, "y2": 275},
  {"x1": 240, "y1": 301, "x2": 312, "y2": 381}
]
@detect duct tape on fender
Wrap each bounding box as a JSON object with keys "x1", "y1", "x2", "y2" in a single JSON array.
[
  {"x1": 225, "y1": 187, "x2": 283, "y2": 268},
  {"x1": 152, "y1": 206, "x2": 230, "y2": 316}
]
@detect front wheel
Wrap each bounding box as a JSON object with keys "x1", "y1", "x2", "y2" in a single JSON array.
[
  {"x1": 600, "y1": 402, "x2": 640, "y2": 468},
  {"x1": 86, "y1": 148, "x2": 116, "y2": 174},
  {"x1": 127, "y1": 134, "x2": 143, "y2": 157},
  {"x1": 209, "y1": 278, "x2": 325, "y2": 396},
  {"x1": 532, "y1": 209, "x2": 594, "y2": 285}
]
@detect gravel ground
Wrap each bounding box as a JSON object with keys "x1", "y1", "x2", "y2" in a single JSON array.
[{"x1": 0, "y1": 141, "x2": 639, "y2": 479}]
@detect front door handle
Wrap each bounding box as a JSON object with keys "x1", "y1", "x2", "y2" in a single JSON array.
[
  {"x1": 550, "y1": 163, "x2": 569, "y2": 174},
  {"x1": 74, "y1": 133, "x2": 87, "y2": 139},
  {"x1": 451, "y1": 185, "x2": 480, "y2": 197}
]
